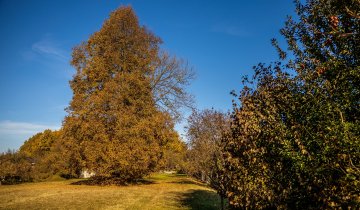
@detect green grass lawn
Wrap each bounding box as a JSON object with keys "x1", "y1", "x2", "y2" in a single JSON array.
[{"x1": 0, "y1": 173, "x2": 221, "y2": 210}]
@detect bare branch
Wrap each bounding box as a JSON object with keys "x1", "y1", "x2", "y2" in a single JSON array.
[{"x1": 149, "y1": 51, "x2": 195, "y2": 121}]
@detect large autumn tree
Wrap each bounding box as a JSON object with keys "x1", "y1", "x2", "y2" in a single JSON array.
[
  {"x1": 60, "y1": 6, "x2": 178, "y2": 181},
  {"x1": 222, "y1": 0, "x2": 359, "y2": 209}
]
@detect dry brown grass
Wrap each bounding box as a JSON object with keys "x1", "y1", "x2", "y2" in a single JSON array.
[{"x1": 0, "y1": 173, "x2": 221, "y2": 210}]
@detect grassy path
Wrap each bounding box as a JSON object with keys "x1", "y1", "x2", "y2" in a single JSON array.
[{"x1": 0, "y1": 173, "x2": 221, "y2": 210}]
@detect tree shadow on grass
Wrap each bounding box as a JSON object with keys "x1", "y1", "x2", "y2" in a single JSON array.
[
  {"x1": 168, "y1": 175, "x2": 208, "y2": 187},
  {"x1": 175, "y1": 189, "x2": 222, "y2": 210},
  {"x1": 169, "y1": 179, "x2": 200, "y2": 185},
  {"x1": 71, "y1": 177, "x2": 155, "y2": 186}
]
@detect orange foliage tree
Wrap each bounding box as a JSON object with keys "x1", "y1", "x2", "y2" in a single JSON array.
[{"x1": 60, "y1": 6, "x2": 179, "y2": 182}]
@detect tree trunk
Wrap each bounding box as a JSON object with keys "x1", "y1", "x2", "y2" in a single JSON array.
[
  {"x1": 221, "y1": 196, "x2": 224, "y2": 210},
  {"x1": 201, "y1": 171, "x2": 205, "y2": 182}
]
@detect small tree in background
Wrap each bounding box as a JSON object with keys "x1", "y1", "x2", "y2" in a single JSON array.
[
  {"x1": 19, "y1": 129, "x2": 62, "y2": 180},
  {"x1": 0, "y1": 150, "x2": 33, "y2": 184},
  {"x1": 185, "y1": 109, "x2": 229, "y2": 182},
  {"x1": 158, "y1": 134, "x2": 187, "y2": 172},
  {"x1": 19, "y1": 129, "x2": 60, "y2": 159},
  {"x1": 185, "y1": 109, "x2": 230, "y2": 209}
]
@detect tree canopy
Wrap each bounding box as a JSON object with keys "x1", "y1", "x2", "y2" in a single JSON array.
[
  {"x1": 185, "y1": 109, "x2": 229, "y2": 182},
  {"x1": 60, "y1": 6, "x2": 180, "y2": 181},
  {"x1": 221, "y1": 0, "x2": 360, "y2": 208}
]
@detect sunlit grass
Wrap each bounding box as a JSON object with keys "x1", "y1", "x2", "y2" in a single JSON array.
[{"x1": 0, "y1": 173, "x2": 221, "y2": 210}]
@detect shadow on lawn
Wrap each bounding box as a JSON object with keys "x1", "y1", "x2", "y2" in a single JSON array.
[
  {"x1": 175, "y1": 189, "x2": 222, "y2": 210},
  {"x1": 169, "y1": 179, "x2": 199, "y2": 185},
  {"x1": 168, "y1": 175, "x2": 208, "y2": 187},
  {"x1": 71, "y1": 177, "x2": 155, "y2": 186}
]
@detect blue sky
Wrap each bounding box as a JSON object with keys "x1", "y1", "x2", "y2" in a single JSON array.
[{"x1": 0, "y1": 0, "x2": 295, "y2": 152}]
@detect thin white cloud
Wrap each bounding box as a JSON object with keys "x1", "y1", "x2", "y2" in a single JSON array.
[
  {"x1": 0, "y1": 121, "x2": 60, "y2": 135},
  {"x1": 31, "y1": 35, "x2": 68, "y2": 62},
  {"x1": 19, "y1": 34, "x2": 74, "y2": 79},
  {"x1": 211, "y1": 24, "x2": 250, "y2": 37}
]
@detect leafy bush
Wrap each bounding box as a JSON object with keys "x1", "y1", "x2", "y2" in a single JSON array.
[{"x1": 0, "y1": 151, "x2": 33, "y2": 184}]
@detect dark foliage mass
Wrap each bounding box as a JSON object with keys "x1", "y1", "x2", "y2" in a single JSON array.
[{"x1": 220, "y1": 0, "x2": 360, "y2": 209}]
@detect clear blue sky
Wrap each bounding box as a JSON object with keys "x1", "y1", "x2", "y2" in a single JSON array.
[{"x1": 0, "y1": 0, "x2": 295, "y2": 152}]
